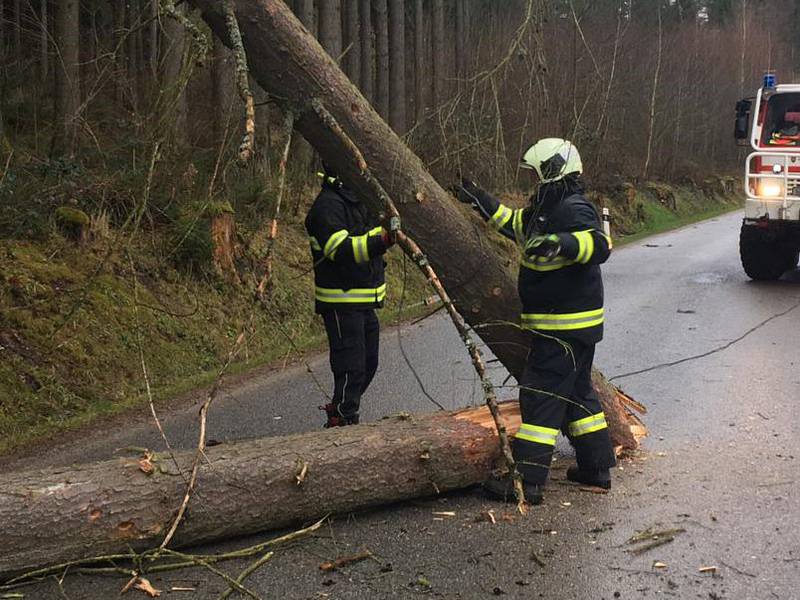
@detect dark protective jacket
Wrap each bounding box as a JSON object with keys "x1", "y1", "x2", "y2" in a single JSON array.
[
  {"x1": 469, "y1": 180, "x2": 611, "y2": 343},
  {"x1": 305, "y1": 180, "x2": 389, "y2": 313}
]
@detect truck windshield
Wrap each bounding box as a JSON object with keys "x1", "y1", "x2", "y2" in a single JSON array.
[{"x1": 761, "y1": 93, "x2": 800, "y2": 146}]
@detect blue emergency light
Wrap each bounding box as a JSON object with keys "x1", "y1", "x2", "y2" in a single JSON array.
[{"x1": 763, "y1": 72, "x2": 776, "y2": 89}]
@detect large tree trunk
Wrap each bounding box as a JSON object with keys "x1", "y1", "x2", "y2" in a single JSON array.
[
  {"x1": 186, "y1": 0, "x2": 641, "y2": 441},
  {"x1": 52, "y1": 0, "x2": 80, "y2": 157},
  {"x1": 0, "y1": 403, "x2": 522, "y2": 578}
]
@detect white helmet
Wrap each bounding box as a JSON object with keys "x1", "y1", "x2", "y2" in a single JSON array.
[{"x1": 520, "y1": 138, "x2": 582, "y2": 183}]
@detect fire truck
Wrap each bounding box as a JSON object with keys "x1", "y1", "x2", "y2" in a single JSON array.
[{"x1": 734, "y1": 73, "x2": 800, "y2": 280}]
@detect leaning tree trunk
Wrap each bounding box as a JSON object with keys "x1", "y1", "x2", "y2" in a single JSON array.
[
  {"x1": 186, "y1": 0, "x2": 642, "y2": 443},
  {"x1": 0, "y1": 403, "x2": 521, "y2": 578}
]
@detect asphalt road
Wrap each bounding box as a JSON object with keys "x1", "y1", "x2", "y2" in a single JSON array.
[{"x1": 6, "y1": 210, "x2": 800, "y2": 599}]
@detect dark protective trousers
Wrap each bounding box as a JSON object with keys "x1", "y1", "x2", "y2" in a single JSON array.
[
  {"x1": 321, "y1": 308, "x2": 380, "y2": 421},
  {"x1": 514, "y1": 336, "x2": 616, "y2": 486}
]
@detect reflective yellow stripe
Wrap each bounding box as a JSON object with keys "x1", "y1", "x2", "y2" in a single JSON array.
[
  {"x1": 600, "y1": 230, "x2": 613, "y2": 250},
  {"x1": 521, "y1": 255, "x2": 575, "y2": 272},
  {"x1": 490, "y1": 205, "x2": 513, "y2": 230},
  {"x1": 315, "y1": 284, "x2": 387, "y2": 304},
  {"x1": 521, "y1": 308, "x2": 604, "y2": 331},
  {"x1": 309, "y1": 236, "x2": 322, "y2": 251},
  {"x1": 351, "y1": 234, "x2": 369, "y2": 264},
  {"x1": 512, "y1": 209, "x2": 525, "y2": 244},
  {"x1": 323, "y1": 229, "x2": 349, "y2": 259},
  {"x1": 368, "y1": 226, "x2": 383, "y2": 237},
  {"x1": 568, "y1": 412, "x2": 608, "y2": 437},
  {"x1": 573, "y1": 230, "x2": 595, "y2": 264},
  {"x1": 516, "y1": 423, "x2": 559, "y2": 446}
]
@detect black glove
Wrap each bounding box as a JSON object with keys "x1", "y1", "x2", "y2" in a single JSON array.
[
  {"x1": 524, "y1": 234, "x2": 561, "y2": 260},
  {"x1": 456, "y1": 178, "x2": 482, "y2": 205}
]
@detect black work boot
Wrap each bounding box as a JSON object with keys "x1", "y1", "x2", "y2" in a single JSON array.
[
  {"x1": 566, "y1": 466, "x2": 611, "y2": 489},
  {"x1": 320, "y1": 403, "x2": 345, "y2": 428},
  {"x1": 482, "y1": 475, "x2": 544, "y2": 505}
]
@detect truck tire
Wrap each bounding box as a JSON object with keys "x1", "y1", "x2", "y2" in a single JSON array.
[{"x1": 739, "y1": 224, "x2": 787, "y2": 281}]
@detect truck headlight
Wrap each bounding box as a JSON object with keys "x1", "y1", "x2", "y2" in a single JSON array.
[{"x1": 759, "y1": 178, "x2": 784, "y2": 198}]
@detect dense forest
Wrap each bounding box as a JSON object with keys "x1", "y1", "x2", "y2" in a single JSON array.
[
  {"x1": 0, "y1": 0, "x2": 798, "y2": 449},
  {"x1": 1, "y1": 1, "x2": 799, "y2": 186}
]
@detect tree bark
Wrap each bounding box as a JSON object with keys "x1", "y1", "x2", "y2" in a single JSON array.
[
  {"x1": 185, "y1": 0, "x2": 641, "y2": 441},
  {"x1": 162, "y1": 2, "x2": 188, "y2": 146},
  {"x1": 40, "y1": 0, "x2": 48, "y2": 83},
  {"x1": 52, "y1": 0, "x2": 80, "y2": 157},
  {"x1": 388, "y1": 0, "x2": 405, "y2": 133},
  {"x1": 0, "y1": 403, "x2": 521, "y2": 578},
  {"x1": 211, "y1": 34, "x2": 234, "y2": 146},
  {"x1": 455, "y1": 0, "x2": 465, "y2": 81},
  {"x1": 374, "y1": 0, "x2": 389, "y2": 119},
  {"x1": 294, "y1": 0, "x2": 315, "y2": 37},
  {"x1": 149, "y1": 0, "x2": 160, "y2": 76},
  {"x1": 113, "y1": 0, "x2": 126, "y2": 105},
  {"x1": 432, "y1": 0, "x2": 444, "y2": 108},
  {"x1": 413, "y1": 0, "x2": 424, "y2": 123},
  {"x1": 343, "y1": 0, "x2": 360, "y2": 87},
  {"x1": 13, "y1": 0, "x2": 21, "y2": 64},
  {"x1": 359, "y1": 0, "x2": 373, "y2": 103},
  {"x1": 317, "y1": 0, "x2": 342, "y2": 63}
]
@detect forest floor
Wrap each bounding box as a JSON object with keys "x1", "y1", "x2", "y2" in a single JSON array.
[{"x1": 0, "y1": 178, "x2": 739, "y2": 456}]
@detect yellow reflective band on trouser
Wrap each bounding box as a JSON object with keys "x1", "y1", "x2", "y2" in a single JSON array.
[
  {"x1": 309, "y1": 236, "x2": 322, "y2": 251},
  {"x1": 351, "y1": 234, "x2": 369, "y2": 264},
  {"x1": 512, "y1": 209, "x2": 525, "y2": 244},
  {"x1": 573, "y1": 230, "x2": 595, "y2": 264},
  {"x1": 516, "y1": 423, "x2": 559, "y2": 446},
  {"x1": 315, "y1": 284, "x2": 387, "y2": 304},
  {"x1": 521, "y1": 308, "x2": 604, "y2": 331},
  {"x1": 323, "y1": 230, "x2": 349, "y2": 259},
  {"x1": 490, "y1": 205, "x2": 513, "y2": 230},
  {"x1": 521, "y1": 255, "x2": 575, "y2": 272},
  {"x1": 568, "y1": 412, "x2": 608, "y2": 437}
]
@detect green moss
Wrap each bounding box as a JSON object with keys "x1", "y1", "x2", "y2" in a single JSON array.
[{"x1": 55, "y1": 206, "x2": 90, "y2": 226}]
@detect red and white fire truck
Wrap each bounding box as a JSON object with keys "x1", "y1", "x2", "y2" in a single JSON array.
[{"x1": 734, "y1": 73, "x2": 800, "y2": 280}]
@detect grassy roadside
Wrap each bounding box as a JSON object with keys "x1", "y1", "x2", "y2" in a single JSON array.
[{"x1": 0, "y1": 180, "x2": 740, "y2": 456}]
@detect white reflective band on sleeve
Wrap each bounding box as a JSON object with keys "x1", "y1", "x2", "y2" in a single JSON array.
[
  {"x1": 490, "y1": 205, "x2": 513, "y2": 230},
  {"x1": 323, "y1": 229, "x2": 349, "y2": 259},
  {"x1": 521, "y1": 308, "x2": 604, "y2": 331},
  {"x1": 516, "y1": 423, "x2": 559, "y2": 446},
  {"x1": 568, "y1": 412, "x2": 608, "y2": 437}
]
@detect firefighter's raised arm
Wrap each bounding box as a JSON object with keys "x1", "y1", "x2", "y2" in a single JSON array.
[{"x1": 455, "y1": 178, "x2": 523, "y2": 243}]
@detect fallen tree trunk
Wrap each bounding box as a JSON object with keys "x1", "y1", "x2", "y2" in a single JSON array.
[
  {"x1": 186, "y1": 0, "x2": 644, "y2": 448},
  {"x1": 1, "y1": 403, "x2": 523, "y2": 579}
]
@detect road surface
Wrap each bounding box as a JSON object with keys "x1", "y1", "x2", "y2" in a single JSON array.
[{"x1": 5, "y1": 211, "x2": 800, "y2": 599}]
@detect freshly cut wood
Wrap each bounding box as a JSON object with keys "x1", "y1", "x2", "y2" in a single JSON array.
[
  {"x1": 0, "y1": 403, "x2": 511, "y2": 578},
  {"x1": 187, "y1": 1, "x2": 645, "y2": 440}
]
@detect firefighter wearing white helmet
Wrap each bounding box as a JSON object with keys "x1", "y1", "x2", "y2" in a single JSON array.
[{"x1": 456, "y1": 138, "x2": 615, "y2": 505}]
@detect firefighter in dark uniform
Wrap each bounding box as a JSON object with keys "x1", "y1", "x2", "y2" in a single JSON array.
[
  {"x1": 457, "y1": 138, "x2": 615, "y2": 504},
  {"x1": 305, "y1": 164, "x2": 395, "y2": 427}
]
